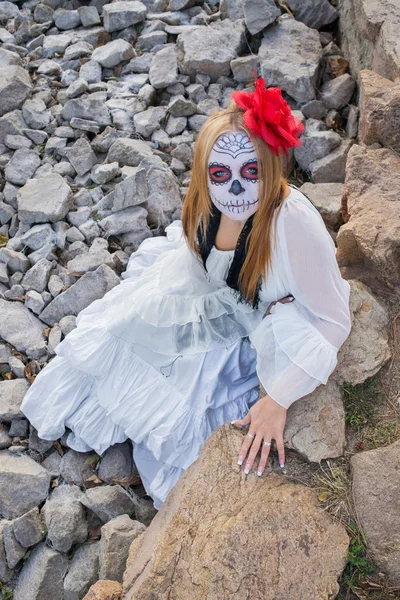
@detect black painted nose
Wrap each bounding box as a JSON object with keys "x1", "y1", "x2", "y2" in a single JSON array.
[{"x1": 229, "y1": 179, "x2": 245, "y2": 195}]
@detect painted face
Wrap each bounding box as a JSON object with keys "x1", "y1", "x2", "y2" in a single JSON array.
[{"x1": 207, "y1": 131, "x2": 259, "y2": 221}]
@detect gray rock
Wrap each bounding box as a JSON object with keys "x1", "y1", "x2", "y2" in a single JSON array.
[
  {"x1": 169, "y1": 0, "x2": 202, "y2": 8},
  {"x1": 8, "y1": 356, "x2": 26, "y2": 378},
  {"x1": 0, "y1": 262, "x2": 9, "y2": 283},
  {"x1": 98, "y1": 442, "x2": 133, "y2": 483},
  {"x1": 42, "y1": 34, "x2": 72, "y2": 58},
  {"x1": 299, "y1": 182, "x2": 343, "y2": 229},
  {"x1": 99, "y1": 514, "x2": 146, "y2": 582},
  {"x1": 91, "y1": 161, "x2": 120, "y2": 184},
  {"x1": 67, "y1": 240, "x2": 114, "y2": 275},
  {"x1": 188, "y1": 113, "x2": 208, "y2": 131},
  {"x1": 0, "y1": 299, "x2": 46, "y2": 355},
  {"x1": 108, "y1": 168, "x2": 148, "y2": 212},
  {"x1": 137, "y1": 30, "x2": 167, "y2": 51},
  {"x1": 63, "y1": 542, "x2": 100, "y2": 600},
  {"x1": 17, "y1": 173, "x2": 73, "y2": 224},
  {"x1": 40, "y1": 450, "x2": 62, "y2": 477},
  {"x1": 0, "y1": 521, "x2": 12, "y2": 583},
  {"x1": 294, "y1": 129, "x2": 342, "y2": 170},
  {"x1": 4, "y1": 133, "x2": 32, "y2": 150},
  {"x1": 3, "y1": 521, "x2": 26, "y2": 568},
  {"x1": 103, "y1": 1, "x2": 147, "y2": 32},
  {"x1": 99, "y1": 206, "x2": 148, "y2": 237},
  {"x1": 231, "y1": 55, "x2": 258, "y2": 83},
  {"x1": 0, "y1": 109, "x2": 27, "y2": 145},
  {"x1": 10, "y1": 507, "x2": 45, "y2": 548},
  {"x1": 42, "y1": 484, "x2": 87, "y2": 552},
  {"x1": 0, "y1": 426, "x2": 12, "y2": 450},
  {"x1": 176, "y1": 19, "x2": 246, "y2": 80},
  {"x1": 20, "y1": 223, "x2": 56, "y2": 251},
  {"x1": 242, "y1": 0, "x2": 280, "y2": 35},
  {"x1": 92, "y1": 39, "x2": 135, "y2": 68},
  {"x1": 0, "y1": 47, "x2": 22, "y2": 68},
  {"x1": 54, "y1": 8, "x2": 81, "y2": 30},
  {"x1": 59, "y1": 449, "x2": 98, "y2": 486},
  {"x1": 0, "y1": 379, "x2": 30, "y2": 422},
  {"x1": 47, "y1": 323, "x2": 62, "y2": 355},
  {"x1": 8, "y1": 418, "x2": 29, "y2": 438},
  {"x1": 22, "y1": 98, "x2": 51, "y2": 130},
  {"x1": 320, "y1": 73, "x2": 356, "y2": 110},
  {"x1": 220, "y1": 0, "x2": 244, "y2": 19},
  {"x1": 79, "y1": 60, "x2": 102, "y2": 84},
  {"x1": 0, "y1": 247, "x2": 30, "y2": 274},
  {"x1": 25, "y1": 290, "x2": 45, "y2": 314},
  {"x1": 0, "y1": 450, "x2": 51, "y2": 520},
  {"x1": 0, "y1": 1, "x2": 20, "y2": 20},
  {"x1": 39, "y1": 264, "x2": 120, "y2": 325},
  {"x1": 81, "y1": 485, "x2": 138, "y2": 523},
  {"x1": 48, "y1": 273, "x2": 64, "y2": 296},
  {"x1": 79, "y1": 220, "x2": 101, "y2": 243},
  {"x1": 13, "y1": 543, "x2": 68, "y2": 600},
  {"x1": 0, "y1": 66, "x2": 32, "y2": 118},
  {"x1": 107, "y1": 137, "x2": 153, "y2": 166},
  {"x1": 60, "y1": 97, "x2": 111, "y2": 127},
  {"x1": 37, "y1": 59, "x2": 62, "y2": 76},
  {"x1": 65, "y1": 137, "x2": 97, "y2": 176},
  {"x1": 133, "y1": 105, "x2": 167, "y2": 137},
  {"x1": 21, "y1": 258, "x2": 53, "y2": 293},
  {"x1": 140, "y1": 157, "x2": 182, "y2": 229},
  {"x1": 4, "y1": 148, "x2": 41, "y2": 186},
  {"x1": 286, "y1": 0, "x2": 338, "y2": 30},
  {"x1": 66, "y1": 77, "x2": 89, "y2": 99},
  {"x1": 308, "y1": 138, "x2": 353, "y2": 183},
  {"x1": 78, "y1": 6, "x2": 101, "y2": 27},
  {"x1": 59, "y1": 314, "x2": 76, "y2": 335},
  {"x1": 168, "y1": 94, "x2": 197, "y2": 117},
  {"x1": 259, "y1": 16, "x2": 322, "y2": 103}
]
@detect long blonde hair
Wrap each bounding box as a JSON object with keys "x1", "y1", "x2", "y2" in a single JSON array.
[{"x1": 181, "y1": 100, "x2": 288, "y2": 307}]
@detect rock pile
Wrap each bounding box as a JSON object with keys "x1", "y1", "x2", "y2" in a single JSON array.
[{"x1": 0, "y1": 0, "x2": 399, "y2": 597}]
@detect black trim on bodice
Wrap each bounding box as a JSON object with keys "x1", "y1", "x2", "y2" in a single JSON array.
[{"x1": 196, "y1": 184, "x2": 286, "y2": 310}]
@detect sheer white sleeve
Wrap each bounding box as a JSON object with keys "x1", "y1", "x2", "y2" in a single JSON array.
[
  {"x1": 121, "y1": 220, "x2": 185, "y2": 280},
  {"x1": 249, "y1": 195, "x2": 352, "y2": 409}
]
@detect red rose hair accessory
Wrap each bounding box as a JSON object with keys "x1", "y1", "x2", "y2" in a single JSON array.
[{"x1": 231, "y1": 76, "x2": 304, "y2": 163}]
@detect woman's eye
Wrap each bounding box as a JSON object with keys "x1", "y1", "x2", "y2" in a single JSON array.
[
  {"x1": 209, "y1": 165, "x2": 231, "y2": 183},
  {"x1": 241, "y1": 161, "x2": 258, "y2": 180}
]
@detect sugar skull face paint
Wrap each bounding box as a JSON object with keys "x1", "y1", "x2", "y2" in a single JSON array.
[{"x1": 207, "y1": 131, "x2": 259, "y2": 220}]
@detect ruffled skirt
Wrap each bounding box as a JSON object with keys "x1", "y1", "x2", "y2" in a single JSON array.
[{"x1": 20, "y1": 222, "x2": 262, "y2": 509}]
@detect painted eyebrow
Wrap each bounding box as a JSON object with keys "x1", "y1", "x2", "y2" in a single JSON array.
[
  {"x1": 240, "y1": 158, "x2": 258, "y2": 167},
  {"x1": 208, "y1": 162, "x2": 232, "y2": 170}
]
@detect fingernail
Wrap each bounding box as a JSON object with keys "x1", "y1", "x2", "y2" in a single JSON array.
[
  {"x1": 280, "y1": 463, "x2": 285, "y2": 468},
  {"x1": 288, "y1": 296, "x2": 294, "y2": 301},
  {"x1": 237, "y1": 459, "x2": 243, "y2": 465},
  {"x1": 257, "y1": 470, "x2": 262, "y2": 476},
  {"x1": 230, "y1": 420, "x2": 236, "y2": 424},
  {"x1": 244, "y1": 464, "x2": 250, "y2": 474}
]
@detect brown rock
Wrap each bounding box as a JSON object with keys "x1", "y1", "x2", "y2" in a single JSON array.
[
  {"x1": 351, "y1": 439, "x2": 400, "y2": 585},
  {"x1": 336, "y1": 145, "x2": 400, "y2": 293},
  {"x1": 359, "y1": 70, "x2": 400, "y2": 153},
  {"x1": 334, "y1": 279, "x2": 391, "y2": 385},
  {"x1": 122, "y1": 423, "x2": 349, "y2": 600},
  {"x1": 83, "y1": 580, "x2": 122, "y2": 600},
  {"x1": 284, "y1": 379, "x2": 346, "y2": 462}
]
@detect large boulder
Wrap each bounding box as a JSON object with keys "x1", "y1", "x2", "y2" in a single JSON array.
[
  {"x1": 0, "y1": 66, "x2": 32, "y2": 117},
  {"x1": 351, "y1": 439, "x2": 400, "y2": 585},
  {"x1": 358, "y1": 69, "x2": 400, "y2": 154},
  {"x1": 259, "y1": 15, "x2": 322, "y2": 103},
  {"x1": 122, "y1": 423, "x2": 349, "y2": 599},
  {"x1": 336, "y1": 145, "x2": 400, "y2": 293},
  {"x1": 176, "y1": 19, "x2": 246, "y2": 80}
]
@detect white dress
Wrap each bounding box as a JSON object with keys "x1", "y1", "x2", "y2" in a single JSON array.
[{"x1": 20, "y1": 185, "x2": 352, "y2": 510}]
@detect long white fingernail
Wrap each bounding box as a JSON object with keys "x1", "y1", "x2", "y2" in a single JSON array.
[
  {"x1": 280, "y1": 463, "x2": 285, "y2": 468},
  {"x1": 230, "y1": 420, "x2": 236, "y2": 424},
  {"x1": 237, "y1": 459, "x2": 243, "y2": 465},
  {"x1": 257, "y1": 470, "x2": 262, "y2": 476}
]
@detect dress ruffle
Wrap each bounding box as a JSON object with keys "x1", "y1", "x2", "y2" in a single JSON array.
[{"x1": 21, "y1": 309, "x2": 259, "y2": 469}]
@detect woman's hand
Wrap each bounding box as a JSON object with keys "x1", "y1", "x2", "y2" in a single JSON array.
[
  {"x1": 231, "y1": 394, "x2": 287, "y2": 475},
  {"x1": 264, "y1": 293, "x2": 294, "y2": 317}
]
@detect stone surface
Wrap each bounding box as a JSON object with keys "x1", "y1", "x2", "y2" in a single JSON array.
[
  {"x1": 259, "y1": 16, "x2": 322, "y2": 103},
  {"x1": 13, "y1": 543, "x2": 68, "y2": 600},
  {"x1": 123, "y1": 423, "x2": 349, "y2": 599},
  {"x1": 92, "y1": 40, "x2": 135, "y2": 69},
  {"x1": 0, "y1": 66, "x2": 32, "y2": 117},
  {"x1": 149, "y1": 45, "x2": 179, "y2": 89},
  {"x1": 0, "y1": 450, "x2": 51, "y2": 520},
  {"x1": 81, "y1": 485, "x2": 138, "y2": 523},
  {"x1": 299, "y1": 182, "x2": 344, "y2": 230},
  {"x1": 64, "y1": 542, "x2": 101, "y2": 600},
  {"x1": 103, "y1": 1, "x2": 147, "y2": 32},
  {"x1": 83, "y1": 580, "x2": 122, "y2": 600},
  {"x1": 100, "y1": 515, "x2": 146, "y2": 582},
  {"x1": 0, "y1": 299, "x2": 46, "y2": 356},
  {"x1": 17, "y1": 173, "x2": 73, "y2": 224},
  {"x1": 176, "y1": 19, "x2": 246, "y2": 80},
  {"x1": 358, "y1": 69, "x2": 400, "y2": 154},
  {"x1": 0, "y1": 379, "x2": 30, "y2": 422},
  {"x1": 333, "y1": 279, "x2": 391, "y2": 385},
  {"x1": 42, "y1": 484, "x2": 87, "y2": 553},
  {"x1": 286, "y1": 0, "x2": 338, "y2": 30},
  {"x1": 336, "y1": 145, "x2": 400, "y2": 293},
  {"x1": 351, "y1": 439, "x2": 400, "y2": 585},
  {"x1": 242, "y1": 0, "x2": 280, "y2": 35},
  {"x1": 39, "y1": 264, "x2": 120, "y2": 326}
]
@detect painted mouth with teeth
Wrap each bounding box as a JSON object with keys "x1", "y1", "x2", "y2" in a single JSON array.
[{"x1": 211, "y1": 192, "x2": 259, "y2": 214}]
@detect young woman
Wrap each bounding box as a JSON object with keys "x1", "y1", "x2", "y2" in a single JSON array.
[{"x1": 20, "y1": 78, "x2": 352, "y2": 510}]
